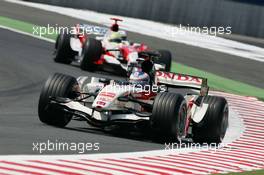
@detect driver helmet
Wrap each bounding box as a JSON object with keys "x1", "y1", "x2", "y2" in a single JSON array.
[
  {"x1": 118, "y1": 30, "x2": 127, "y2": 41},
  {"x1": 108, "y1": 32, "x2": 123, "y2": 43},
  {"x1": 129, "y1": 71, "x2": 150, "y2": 86}
]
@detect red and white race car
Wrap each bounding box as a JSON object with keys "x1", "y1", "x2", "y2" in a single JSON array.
[{"x1": 54, "y1": 18, "x2": 172, "y2": 74}]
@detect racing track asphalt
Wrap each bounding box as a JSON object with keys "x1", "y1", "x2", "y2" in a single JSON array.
[
  {"x1": 0, "y1": 0, "x2": 263, "y2": 155},
  {"x1": 0, "y1": 0, "x2": 264, "y2": 89}
]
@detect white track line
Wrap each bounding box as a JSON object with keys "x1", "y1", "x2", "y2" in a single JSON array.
[
  {"x1": 0, "y1": 25, "x2": 54, "y2": 43},
  {"x1": 5, "y1": 0, "x2": 264, "y2": 62}
]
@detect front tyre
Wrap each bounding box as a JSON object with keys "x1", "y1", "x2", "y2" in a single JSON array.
[
  {"x1": 192, "y1": 96, "x2": 229, "y2": 144},
  {"x1": 54, "y1": 33, "x2": 76, "y2": 64},
  {"x1": 151, "y1": 92, "x2": 187, "y2": 141},
  {"x1": 38, "y1": 73, "x2": 78, "y2": 127}
]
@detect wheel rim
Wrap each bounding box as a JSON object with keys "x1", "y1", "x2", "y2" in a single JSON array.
[
  {"x1": 177, "y1": 103, "x2": 187, "y2": 138},
  {"x1": 220, "y1": 105, "x2": 229, "y2": 141}
]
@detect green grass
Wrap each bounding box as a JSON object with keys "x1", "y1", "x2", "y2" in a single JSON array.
[
  {"x1": 171, "y1": 63, "x2": 264, "y2": 100},
  {"x1": 1, "y1": 16, "x2": 264, "y2": 99},
  {"x1": 0, "y1": 16, "x2": 56, "y2": 40},
  {"x1": 216, "y1": 169, "x2": 264, "y2": 175}
]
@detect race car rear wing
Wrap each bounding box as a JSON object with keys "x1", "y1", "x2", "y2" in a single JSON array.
[
  {"x1": 155, "y1": 71, "x2": 209, "y2": 96},
  {"x1": 75, "y1": 24, "x2": 109, "y2": 36}
]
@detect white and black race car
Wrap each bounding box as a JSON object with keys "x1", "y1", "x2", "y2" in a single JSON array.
[{"x1": 38, "y1": 58, "x2": 228, "y2": 144}]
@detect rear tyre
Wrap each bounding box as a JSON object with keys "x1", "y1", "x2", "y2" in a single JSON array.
[
  {"x1": 54, "y1": 33, "x2": 77, "y2": 64},
  {"x1": 157, "y1": 50, "x2": 172, "y2": 72},
  {"x1": 192, "y1": 96, "x2": 229, "y2": 144},
  {"x1": 151, "y1": 92, "x2": 187, "y2": 141},
  {"x1": 38, "y1": 73, "x2": 78, "y2": 127},
  {"x1": 80, "y1": 38, "x2": 103, "y2": 71}
]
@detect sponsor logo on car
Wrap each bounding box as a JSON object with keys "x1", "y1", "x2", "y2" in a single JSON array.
[
  {"x1": 156, "y1": 71, "x2": 202, "y2": 84},
  {"x1": 99, "y1": 92, "x2": 116, "y2": 98}
]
